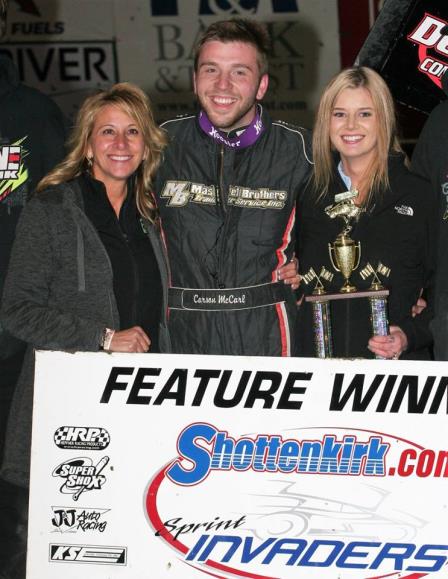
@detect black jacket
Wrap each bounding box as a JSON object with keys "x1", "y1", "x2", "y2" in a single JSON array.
[
  {"x1": 296, "y1": 154, "x2": 435, "y2": 359},
  {"x1": 412, "y1": 99, "x2": 448, "y2": 360},
  {"x1": 1, "y1": 177, "x2": 171, "y2": 486},
  {"x1": 155, "y1": 108, "x2": 312, "y2": 356},
  {"x1": 0, "y1": 55, "x2": 66, "y2": 358}
]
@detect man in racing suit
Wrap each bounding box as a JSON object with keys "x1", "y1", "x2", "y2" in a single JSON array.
[{"x1": 155, "y1": 18, "x2": 312, "y2": 356}]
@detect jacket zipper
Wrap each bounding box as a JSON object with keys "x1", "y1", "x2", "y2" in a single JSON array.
[{"x1": 216, "y1": 145, "x2": 229, "y2": 288}]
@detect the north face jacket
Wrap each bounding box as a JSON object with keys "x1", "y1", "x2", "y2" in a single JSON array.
[{"x1": 296, "y1": 153, "x2": 435, "y2": 359}]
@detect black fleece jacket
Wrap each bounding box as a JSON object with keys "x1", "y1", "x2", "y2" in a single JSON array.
[{"x1": 296, "y1": 154, "x2": 436, "y2": 359}]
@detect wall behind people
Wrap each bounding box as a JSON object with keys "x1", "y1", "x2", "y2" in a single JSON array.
[{"x1": 0, "y1": 0, "x2": 381, "y2": 125}]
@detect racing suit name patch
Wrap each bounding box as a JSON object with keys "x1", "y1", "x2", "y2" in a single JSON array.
[
  {"x1": 228, "y1": 185, "x2": 287, "y2": 209},
  {"x1": 161, "y1": 181, "x2": 287, "y2": 209},
  {"x1": 161, "y1": 180, "x2": 216, "y2": 207}
]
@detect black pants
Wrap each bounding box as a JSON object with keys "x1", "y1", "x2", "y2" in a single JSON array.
[
  {"x1": 0, "y1": 349, "x2": 27, "y2": 579},
  {"x1": 0, "y1": 479, "x2": 28, "y2": 579}
]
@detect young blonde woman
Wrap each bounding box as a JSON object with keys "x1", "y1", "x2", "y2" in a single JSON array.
[
  {"x1": 1, "y1": 82, "x2": 170, "y2": 489},
  {"x1": 296, "y1": 67, "x2": 435, "y2": 359}
]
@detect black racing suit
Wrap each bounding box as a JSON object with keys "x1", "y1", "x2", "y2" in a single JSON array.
[{"x1": 155, "y1": 109, "x2": 312, "y2": 356}]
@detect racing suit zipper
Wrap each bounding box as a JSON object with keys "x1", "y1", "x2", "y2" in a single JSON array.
[
  {"x1": 216, "y1": 144, "x2": 231, "y2": 289},
  {"x1": 218, "y1": 145, "x2": 227, "y2": 214}
]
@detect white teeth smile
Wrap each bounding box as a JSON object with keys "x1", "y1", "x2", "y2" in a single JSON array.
[
  {"x1": 212, "y1": 97, "x2": 236, "y2": 105},
  {"x1": 110, "y1": 155, "x2": 131, "y2": 161},
  {"x1": 342, "y1": 135, "x2": 363, "y2": 142}
]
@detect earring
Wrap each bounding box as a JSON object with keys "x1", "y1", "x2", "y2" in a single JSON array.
[{"x1": 86, "y1": 156, "x2": 93, "y2": 168}]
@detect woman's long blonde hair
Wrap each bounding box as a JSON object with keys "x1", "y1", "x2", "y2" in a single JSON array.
[
  {"x1": 37, "y1": 82, "x2": 167, "y2": 221},
  {"x1": 312, "y1": 66, "x2": 404, "y2": 205}
]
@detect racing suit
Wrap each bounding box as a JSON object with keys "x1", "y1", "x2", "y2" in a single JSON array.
[{"x1": 155, "y1": 108, "x2": 312, "y2": 356}]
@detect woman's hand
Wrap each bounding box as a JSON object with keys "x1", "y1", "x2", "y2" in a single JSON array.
[
  {"x1": 277, "y1": 256, "x2": 300, "y2": 290},
  {"x1": 368, "y1": 325, "x2": 408, "y2": 360},
  {"x1": 412, "y1": 296, "x2": 427, "y2": 317},
  {"x1": 109, "y1": 326, "x2": 151, "y2": 353}
]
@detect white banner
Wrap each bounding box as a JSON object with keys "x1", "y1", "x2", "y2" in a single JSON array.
[{"x1": 28, "y1": 351, "x2": 448, "y2": 578}]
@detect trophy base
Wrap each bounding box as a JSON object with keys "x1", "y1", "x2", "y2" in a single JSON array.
[
  {"x1": 306, "y1": 289, "x2": 389, "y2": 303},
  {"x1": 340, "y1": 283, "x2": 357, "y2": 293}
]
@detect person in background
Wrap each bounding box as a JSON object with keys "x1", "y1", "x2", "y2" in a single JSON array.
[
  {"x1": 155, "y1": 18, "x2": 309, "y2": 357},
  {"x1": 0, "y1": 0, "x2": 67, "y2": 576},
  {"x1": 0, "y1": 82, "x2": 170, "y2": 577},
  {"x1": 411, "y1": 72, "x2": 448, "y2": 361},
  {"x1": 296, "y1": 66, "x2": 435, "y2": 360}
]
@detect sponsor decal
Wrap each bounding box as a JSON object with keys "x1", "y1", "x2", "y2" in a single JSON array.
[
  {"x1": 51, "y1": 507, "x2": 110, "y2": 533},
  {"x1": 161, "y1": 178, "x2": 288, "y2": 210},
  {"x1": 149, "y1": 0, "x2": 299, "y2": 17},
  {"x1": 161, "y1": 180, "x2": 217, "y2": 207},
  {"x1": 146, "y1": 425, "x2": 448, "y2": 578},
  {"x1": 54, "y1": 426, "x2": 110, "y2": 450},
  {"x1": 394, "y1": 204, "x2": 414, "y2": 217},
  {"x1": 0, "y1": 42, "x2": 117, "y2": 88},
  {"x1": 49, "y1": 544, "x2": 126, "y2": 565},
  {"x1": 0, "y1": 138, "x2": 29, "y2": 204},
  {"x1": 408, "y1": 13, "x2": 448, "y2": 88},
  {"x1": 165, "y1": 423, "x2": 448, "y2": 485},
  {"x1": 228, "y1": 185, "x2": 287, "y2": 209},
  {"x1": 52, "y1": 457, "x2": 110, "y2": 501}
]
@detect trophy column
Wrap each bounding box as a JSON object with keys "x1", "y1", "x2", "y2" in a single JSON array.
[{"x1": 310, "y1": 297, "x2": 333, "y2": 358}]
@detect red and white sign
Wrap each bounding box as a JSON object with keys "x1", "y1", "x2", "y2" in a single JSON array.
[{"x1": 27, "y1": 351, "x2": 448, "y2": 578}]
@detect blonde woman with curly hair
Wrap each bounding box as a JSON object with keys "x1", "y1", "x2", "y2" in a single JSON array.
[
  {"x1": 1, "y1": 83, "x2": 170, "y2": 490},
  {"x1": 296, "y1": 67, "x2": 435, "y2": 360}
]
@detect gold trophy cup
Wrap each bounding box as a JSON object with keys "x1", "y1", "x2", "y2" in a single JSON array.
[{"x1": 328, "y1": 228, "x2": 361, "y2": 293}]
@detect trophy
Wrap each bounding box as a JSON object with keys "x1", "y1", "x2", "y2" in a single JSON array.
[
  {"x1": 326, "y1": 199, "x2": 361, "y2": 293},
  {"x1": 360, "y1": 262, "x2": 391, "y2": 344},
  {"x1": 301, "y1": 267, "x2": 334, "y2": 358},
  {"x1": 304, "y1": 196, "x2": 390, "y2": 358}
]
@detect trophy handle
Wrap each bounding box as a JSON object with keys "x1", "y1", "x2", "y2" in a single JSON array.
[
  {"x1": 354, "y1": 242, "x2": 361, "y2": 271},
  {"x1": 328, "y1": 243, "x2": 340, "y2": 273}
]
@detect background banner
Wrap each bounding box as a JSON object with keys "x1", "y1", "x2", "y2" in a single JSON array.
[
  {"x1": 28, "y1": 351, "x2": 448, "y2": 578},
  {"x1": 1, "y1": 0, "x2": 345, "y2": 124}
]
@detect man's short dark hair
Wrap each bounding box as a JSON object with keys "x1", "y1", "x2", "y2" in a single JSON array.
[{"x1": 193, "y1": 18, "x2": 270, "y2": 76}]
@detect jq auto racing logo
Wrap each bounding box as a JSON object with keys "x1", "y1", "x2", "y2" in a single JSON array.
[
  {"x1": 146, "y1": 424, "x2": 448, "y2": 578},
  {"x1": 408, "y1": 13, "x2": 448, "y2": 88},
  {"x1": 52, "y1": 457, "x2": 109, "y2": 501},
  {"x1": 51, "y1": 507, "x2": 109, "y2": 533}
]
